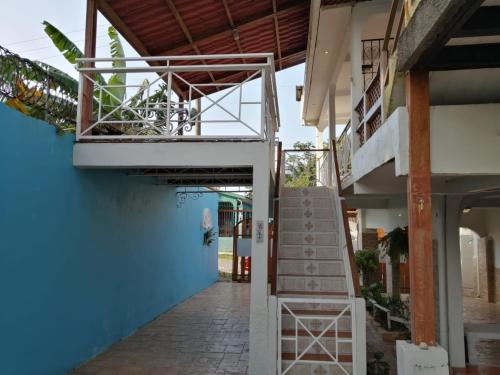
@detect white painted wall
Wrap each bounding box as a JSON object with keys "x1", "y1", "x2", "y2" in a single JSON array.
[
  {"x1": 364, "y1": 208, "x2": 408, "y2": 233},
  {"x1": 430, "y1": 104, "x2": 500, "y2": 175}
]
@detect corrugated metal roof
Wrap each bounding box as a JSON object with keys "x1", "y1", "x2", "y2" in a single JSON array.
[{"x1": 98, "y1": 0, "x2": 313, "y2": 97}]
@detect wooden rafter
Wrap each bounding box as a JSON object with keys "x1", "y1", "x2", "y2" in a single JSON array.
[
  {"x1": 179, "y1": 48, "x2": 306, "y2": 97},
  {"x1": 272, "y1": 0, "x2": 283, "y2": 70},
  {"x1": 158, "y1": 1, "x2": 307, "y2": 55},
  {"x1": 221, "y1": 0, "x2": 249, "y2": 77},
  {"x1": 97, "y1": 0, "x2": 183, "y2": 95},
  {"x1": 163, "y1": 0, "x2": 217, "y2": 87}
]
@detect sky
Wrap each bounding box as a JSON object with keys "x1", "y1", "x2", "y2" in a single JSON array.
[{"x1": 0, "y1": 0, "x2": 321, "y2": 148}]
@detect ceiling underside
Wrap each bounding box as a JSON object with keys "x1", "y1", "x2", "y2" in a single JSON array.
[{"x1": 98, "y1": 0, "x2": 318, "y2": 97}]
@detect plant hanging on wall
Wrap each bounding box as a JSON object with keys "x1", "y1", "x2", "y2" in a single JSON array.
[{"x1": 203, "y1": 228, "x2": 216, "y2": 247}]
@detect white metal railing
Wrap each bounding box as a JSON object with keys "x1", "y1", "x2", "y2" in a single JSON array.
[
  {"x1": 337, "y1": 121, "x2": 352, "y2": 181},
  {"x1": 75, "y1": 54, "x2": 279, "y2": 141},
  {"x1": 277, "y1": 298, "x2": 357, "y2": 375}
]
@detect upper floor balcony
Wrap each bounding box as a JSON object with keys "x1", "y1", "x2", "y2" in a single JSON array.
[
  {"x1": 331, "y1": 0, "x2": 500, "y2": 190},
  {"x1": 75, "y1": 53, "x2": 279, "y2": 143}
]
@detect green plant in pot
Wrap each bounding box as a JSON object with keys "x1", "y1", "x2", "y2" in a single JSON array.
[
  {"x1": 355, "y1": 248, "x2": 379, "y2": 287},
  {"x1": 379, "y1": 226, "x2": 409, "y2": 299}
]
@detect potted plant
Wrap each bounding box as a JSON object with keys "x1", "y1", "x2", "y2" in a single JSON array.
[
  {"x1": 355, "y1": 248, "x2": 380, "y2": 287},
  {"x1": 379, "y1": 226, "x2": 409, "y2": 299}
]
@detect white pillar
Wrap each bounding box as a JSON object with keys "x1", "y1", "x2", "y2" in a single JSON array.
[
  {"x1": 445, "y1": 195, "x2": 466, "y2": 368},
  {"x1": 327, "y1": 83, "x2": 336, "y2": 187},
  {"x1": 316, "y1": 127, "x2": 323, "y2": 185},
  {"x1": 350, "y1": 6, "x2": 364, "y2": 154},
  {"x1": 249, "y1": 152, "x2": 271, "y2": 375},
  {"x1": 432, "y1": 196, "x2": 449, "y2": 351}
]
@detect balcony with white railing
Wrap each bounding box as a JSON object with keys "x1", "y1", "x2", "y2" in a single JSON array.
[{"x1": 75, "y1": 54, "x2": 279, "y2": 142}]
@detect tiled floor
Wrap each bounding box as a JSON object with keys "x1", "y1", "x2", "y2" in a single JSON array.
[{"x1": 71, "y1": 282, "x2": 250, "y2": 375}]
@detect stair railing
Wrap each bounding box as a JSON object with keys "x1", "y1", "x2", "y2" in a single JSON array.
[
  {"x1": 270, "y1": 141, "x2": 283, "y2": 295},
  {"x1": 331, "y1": 139, "x2": 362, "y2": 297}
]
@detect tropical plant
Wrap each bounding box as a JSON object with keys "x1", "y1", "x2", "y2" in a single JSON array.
[
  {"x1": 284, "y1": 141, "x2": 318, "y2": 187},
  {"x1": 379, "y1": 226, "x2": 409, "y2": 299},
  {"x1": 355, "y1": 248, "x2": 379, "y2": 286}
]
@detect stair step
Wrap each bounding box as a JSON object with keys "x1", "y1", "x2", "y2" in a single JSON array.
[
  {"x1": 278, "y1": 275, "x2": 347, "y2": 294},
  {"x1": 281, "y1": 207, "x2": 335, "y2": 220},
  {"x1": 281, "y1": 218, "x2": 337, "y2": 233},
  {"x1": 278, "y1": 259, "x2": 344, "y2": 276},
  {"x1": 278, "y1": 245, "x2": 341, "y2": 259},
  {"x1": 280, "y1": 232, "x2": 338, "y2": 246},
  {"x1": 281, "y1": 196, "x2": 333, "y2": 209},
  {"x1": 281, "y1": 187, "x2": 331, "y2": 198}
]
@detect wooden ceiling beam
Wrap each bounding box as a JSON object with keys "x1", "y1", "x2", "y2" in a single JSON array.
[
  {"x1": 97, "y1": 0, "x2": 184, "y2": 95},
  {"x1": 163, "y1": 0, "x2": 217, "y2": 86},
  {"x1": 221, "y1": 0, "x2": 250, "y2": 77},
  {"x1": 272, "y1": 0, "x2": 283, "y2": 70},
  {"x1": 429, "y1": 43, "x2": 500, "y2": 70},
  {"x1": 156, "y1": 0, "x2": 307, "y2": 55},
  {"x1": 454, "y1": 6, "x2": 500, "y2": 38}
]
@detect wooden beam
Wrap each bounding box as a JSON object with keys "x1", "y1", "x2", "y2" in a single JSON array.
[
  {"x1": 81, "y1": 0, "x2": 98, "y2": 133},
  {"x1": 406, "y1": 70, "x2": 435, "y2": 346},
  {"x1": 179, "y1": 48, "x2": 306, "y2": 97},
  {"x1": 272, "y1": 0, "x2": 283, "y2": 70},
  {"x1": 429, "y1": 43, "x2": 500, "y2": 70},
  {"x1": 97, "y1": 0, "x2": 183, "y2": 95},
  {"x1": 157, "y1": 1, "x2": 307, "y2": 55},
  {"x1": 221, "y1": 0, "x2": 250, "y2": 77},
  {"x1": 454, "y1": 6, "x2": 500, "y2": 37},
  {"x1": 164, "y1": 0, "x2": 216, "y2": 85},
  {"x1": 396, "y1": 0, "x2": 483, "y2": 71}
]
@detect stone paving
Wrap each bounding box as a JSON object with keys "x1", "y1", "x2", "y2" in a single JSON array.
[{"x1": 71, "y1": 282, "x2": 250, "y2": 375}]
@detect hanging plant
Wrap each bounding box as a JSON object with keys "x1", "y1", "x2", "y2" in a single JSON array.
[{"x1": 203, "y1": 228, "x2": 216, "y2": 247}]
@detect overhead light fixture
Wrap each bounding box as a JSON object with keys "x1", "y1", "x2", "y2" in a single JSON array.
[{"x1": 463, "y1": 207, "x2": 471, "y2": 213}]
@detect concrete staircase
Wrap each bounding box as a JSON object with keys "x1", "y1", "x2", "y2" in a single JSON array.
[{"x1": 277, "y1": 186, "x2": 355, "y2": 375}]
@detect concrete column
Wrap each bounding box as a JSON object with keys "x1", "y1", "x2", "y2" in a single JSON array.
[
  {"x1": 327, "y1": 84, "x2": 336, "y2": 187},
  {"x1": 432, "y1": 196, "x2": 448, "y2": 351},
  {"x1": 350, "y1": 6, "x2": 364, "y2": 154},
  {"x1": 249, "y1": 152, "x2": 271, "y2": 375},
  {"x1": 445, "y1": 195, "x2": 466, "y2": 368}
]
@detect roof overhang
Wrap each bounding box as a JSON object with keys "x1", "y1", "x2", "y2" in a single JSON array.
[{"x1": 95, "y1": 0, "x2": 310, "y2": 97}]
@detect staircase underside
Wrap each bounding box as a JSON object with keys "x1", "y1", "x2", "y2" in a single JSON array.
[{"x1": 129, "y1": 167, "x2": 253, "y2": 186}]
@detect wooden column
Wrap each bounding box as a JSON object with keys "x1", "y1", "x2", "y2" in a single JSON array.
[
  {"x1": 81, "y1": 0, "x2": 97, "y2": 134},
  {"x1": 406, "y1": 70, "x2": 436, "y2": 346}
]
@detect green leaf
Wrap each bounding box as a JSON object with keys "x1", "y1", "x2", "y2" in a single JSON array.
[
  {"x1": 42, "y1": 20, "x2": 106, "y2": 86},
  {"x1": 106, "y1": 26, "x2": 126, "y2": 102},
  {"x1": 43, "y1": 21, "x2": 83, "y2": 64},
  {"x1": 33, "y1": 61, "x2": 79, "y2": 96}
]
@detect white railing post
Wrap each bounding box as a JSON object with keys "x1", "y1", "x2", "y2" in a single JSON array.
[
  {"x1": 76, "y1": 72, "x2": 84, "y2": 141},
  {"x1": 260, "y1": 68, "x2": 267, "y2": 140}
]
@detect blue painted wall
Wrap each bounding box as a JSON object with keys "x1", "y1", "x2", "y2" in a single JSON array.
[{"x1": 0, "y1": 104, "x2": 218, "y2": 375}]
